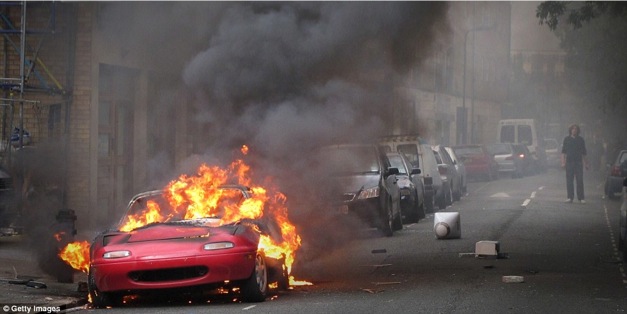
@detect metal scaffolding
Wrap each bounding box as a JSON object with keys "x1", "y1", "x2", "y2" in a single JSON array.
[{"x1": 0, "y1": 1, "x2": 69, "y2": 163}]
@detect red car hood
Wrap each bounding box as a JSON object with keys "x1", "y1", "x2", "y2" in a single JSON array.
[{"x1": 126, "y1": 223, "x2": 230, "y2": 243}]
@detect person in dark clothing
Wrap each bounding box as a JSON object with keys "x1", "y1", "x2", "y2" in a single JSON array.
[{"x1": 561, "y1": 124, "x2": 589, "y2": 203}]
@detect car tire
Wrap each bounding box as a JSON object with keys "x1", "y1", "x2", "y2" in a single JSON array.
[
  {"x1": 405, "y1": 202, "x2": 418, "y2": 223},
  {"x1": 392, "y1": 206, "x2": 403, "y2": 231},
  {"x1": 88, "y1": 268, "x2": 122, "y2": 308},
  {"x1": 416, "y1": 199, "x2": 426, "y2": 221},
  {"x1": 241, "y1": 252, "x2": 268, "y2": 302},
  {"x1": 453, "y1": 184, "x2": 461, "y2": 202},
  {"x1": 379, "y1": 197, "x2": 394, "y2": 237},
  {"x1": 438, "y1": 185, "x2": 449, "y2": 210},
  {"x1": 425, "y1": 194, "x2": 435, "y2": 214}
]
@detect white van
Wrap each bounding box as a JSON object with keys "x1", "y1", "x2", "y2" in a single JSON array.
[{"x1": 497, "y1": 119, "x2": 546, "y2": 171}]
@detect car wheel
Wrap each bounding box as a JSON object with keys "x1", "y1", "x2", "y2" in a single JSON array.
[
  {"x1": 446, "y1": 184, "x2": 453, "y2": 206},
  {"x1": 453, "y1": 184, "x2": 461, "y2": 202},
  {"x1": 392, "y1": 205, "x2": 403, "y2": 231},
  {"x1": 88, "y1": 268, "x2": 122, "y2": 308},
  {"x1": 416, "y1": 199, "x2": 426, "y2": 221},
  {"x1": 241, "y1": 252, "x2": 268, "y2": 302},
  {"x1": 425, "y1": 194, "x2": 435, "y2": 214},
  {"x1": 379, "y1": 198, "x2": 394, "y2": 237},
  {"x1": 405, "y1": 201, "x2": 418, "y2": 223},
  {"x1": 437, "y1": 185, "x2": 448, "y2": 210}
]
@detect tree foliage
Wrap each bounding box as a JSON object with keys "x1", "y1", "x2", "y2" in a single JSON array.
[
  {"x1": 534, "y1": 1, "x2": 627, "y2": 147},
  {"x1": 536, "y1": 1, "x2": 627, "y2": 30}
]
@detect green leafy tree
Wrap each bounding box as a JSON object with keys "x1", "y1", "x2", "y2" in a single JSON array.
[{"x1": 536, "y1": 2, "x2": 627, "y2": 153}]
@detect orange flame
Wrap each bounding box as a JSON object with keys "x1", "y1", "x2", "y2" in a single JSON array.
[
  {"x1": 58, "y1": 241, "x2": 90, "y2": 273},
  {"x1": 58, "y1": 145, "x2": 311, "y2": 285},
  {"x1": 53, "y1": 232, "x2": 65, "y2": 242}
]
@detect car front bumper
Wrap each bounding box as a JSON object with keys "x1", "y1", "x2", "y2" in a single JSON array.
[{"x1": 92, "y1": 251, "x2": 256, "y2": 292}]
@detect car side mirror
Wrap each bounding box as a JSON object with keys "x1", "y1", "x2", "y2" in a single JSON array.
[
  {"x1": 387, "y1": 167, "x2": 400, "y2": 176},
  {"x1": 410, "y1": 168, "x2": 421, "y2": 175}
]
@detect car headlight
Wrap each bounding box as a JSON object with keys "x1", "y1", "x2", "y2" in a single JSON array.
[
  {"x1": 203, "y1": 242, "x2": 235, "y2": 251},
  {"x1": 358, "y1": 186, "x2": 379, "y2": 199},
  {"x1": 103, "y1": 250, "x2": 131, "y2": 259}
]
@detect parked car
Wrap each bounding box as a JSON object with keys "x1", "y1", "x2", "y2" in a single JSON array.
[
  {"x1": 497, "y1": 118, "x2": 546, "y2": 172},
  {"x1": 317, "y1": 144, "x2": 402, "y2": 236},
  {"x1": 514, "y1": 143, "x2": 534, "y2": 175},
  {"x1": 0, "y1": 166, "x2": 16, "y2": 236},
  {"x1": 619, "y1": 177, "x2": 627, "y2": 261},
  {"x1": 386, "y1": 152, "x2": 425, "y2": 223},
  {"x1": 544, "y1": 138, "x2": 561, "y2": 169},
  {"x1": 379, "y1": 135, "x2": 442, "y2": 213},
  {"x1": 451, "y1": 144, "x2": 499, "y2": 181},
  {"x1": 88, "y1": 185, "x2": 289, "y2": 308},
  {"x1": 487, "y1": 143, "x2": 527, "y2": 178},
  {"x1": 445, "y1": 146, "x2": 467, "y2": 195},
  {"x1": 604, "y1": 149, "x2": 627, "y2": 200},
  {"x1": 433, "y1": 145, "x2": 462, "y2": 202}
]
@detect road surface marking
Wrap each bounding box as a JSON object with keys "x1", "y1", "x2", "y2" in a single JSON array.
[
  {"x1": 530, "y1": 191, "x2": 536, "y2": 198},
  {"x1": 521, "y1": 199, "x2": 530, "y2": 208},
  {"x1": 490, "y1": 192, "x2": 510, "y2": 198}
]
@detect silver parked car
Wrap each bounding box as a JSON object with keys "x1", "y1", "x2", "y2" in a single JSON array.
[
  {"x1": 487, "y1": 143, "x2": 526, "y2": 178},
  {"x1": 379, "y1": 135, "x2": 442, "y2": 213},
  {"x1": 445, "y1": 146, "x2": 467, "y2": 195},
  {"x1": 433, "y1": 145, "x2": 462, "y2": 203},
  {"x1": 386, "y1": 152, "x2": 425, "y2": 223}
]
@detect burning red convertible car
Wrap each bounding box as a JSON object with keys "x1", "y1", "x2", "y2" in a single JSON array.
[{"x1": 88, "y1": 185, "x2": 289, "y2": 307}]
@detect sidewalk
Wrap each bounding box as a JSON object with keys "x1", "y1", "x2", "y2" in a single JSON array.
[{"x1": 0, "y1": 235, "x2": 87, "y2": 313}]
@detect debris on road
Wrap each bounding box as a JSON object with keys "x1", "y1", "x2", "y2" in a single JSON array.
[
  {"x1": 502, "y1": 276, "x2": 525, "y2": 283},
  {"x1": 372, "y1": 281, "x2": 401, "y2": 286}
]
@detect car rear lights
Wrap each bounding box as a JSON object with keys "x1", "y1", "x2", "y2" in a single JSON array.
[
  {"x1": 358, "y1": 186, "x2": 380, "y2": 199},
  {"x1": 103, "y1": 250, "x2": 131, "y2": 259},
  {"x1": 203, "y1": 242, "x2": 235, "y2": 251}
]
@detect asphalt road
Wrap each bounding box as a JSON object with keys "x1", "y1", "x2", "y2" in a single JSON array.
[{"x1": 79, "y1": 168, "x2": 627, "y2": 313}]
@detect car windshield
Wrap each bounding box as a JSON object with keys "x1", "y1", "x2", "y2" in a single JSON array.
[
  {"x1": 319, "y1": 146, "x2": 379, "y2": 174},
  {"x1": 454, "y1": 146, "x2": 484, "y2": 156},
  {"x1": 397, "y1": 144, "x2": 420, "y2": 168},
  {"x1": 117, "y1": 187, "x2": 248, "y2": 231},
  {"x1": 488, "y1": 143, "x2": 512, "y2": 155},
  {"x1": 387, "y1": 154, "x2": 408, "y2": 175}
]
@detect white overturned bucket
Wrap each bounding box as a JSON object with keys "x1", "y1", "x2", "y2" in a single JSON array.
[{"x1": 434, "y1": 212, "x2": 461, "y2": 239}]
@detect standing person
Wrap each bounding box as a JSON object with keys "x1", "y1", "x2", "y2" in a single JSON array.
[{"x1": 561, "y1": 124, "x2": 589, "y2": 203}]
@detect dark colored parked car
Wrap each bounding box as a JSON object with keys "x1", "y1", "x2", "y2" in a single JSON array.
[
  {"x1": 318, "y1": 144, "x2": 402, "y2": 236},
  {"x1": 386, "y1": 152, "x2": 425, "y2": 223},
  {"x1": 605, "y1": 150, "x2": 627, "y2": 200},
  {"x1": 452, "y1": 144, "x2": 499, "y2": 182},
  {"x1": 487, "y1": 143, "x2": 528, "y2": 178}
]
